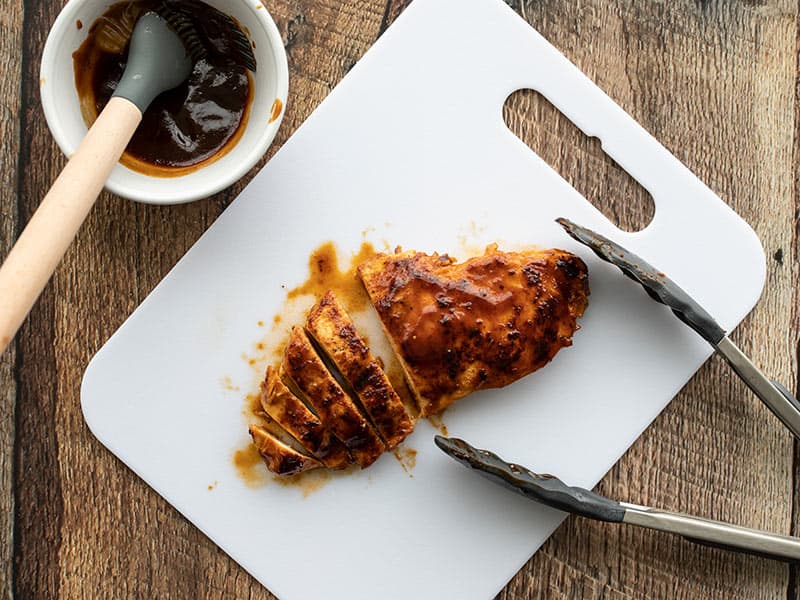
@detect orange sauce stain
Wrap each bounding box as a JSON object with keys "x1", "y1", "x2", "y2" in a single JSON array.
[
  {"x1": 392, "y1": 447, "x2": 418, "y2": 475},
  {"x1": 273, "y1": 469, "x2": 333, "y2": 498},
  {"x1": 222, "y1": 376, "x2": 240, "y2": 392},
  {"x1": 207, "y1": 481, "x2": 218, "y2": 491},
  {"x1": 247, "y1": 392, "x2": 263, "y2": 416},
  {"x1": 269, "y1": 98, "x2": 283, "y2": 123},
  {"x1": 428, "y1": 414, "x2": 448, "y2": 436},
  {"x1": 402, "y1": 448, "x2": 417, "y2": 468},
  {"x1": 233, "y1": 445, "x2": 268, "y2": 488},
  {"x1": 286, "y1": 241, "x2": 379, "y2": 313},
  {"x1": 273, "y1": 314, "x2": 281, "y2": 324},
  {"x1": 456, "y1": 220, "x2": 545, "y2": 258},
  {"x1": 258, "y1": 320, "x2": 264, "y2": 327}
]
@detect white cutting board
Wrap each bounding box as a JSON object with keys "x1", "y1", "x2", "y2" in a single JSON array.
[{"x1": 81, "y1": 0, "x2": 766, "y2": 598}]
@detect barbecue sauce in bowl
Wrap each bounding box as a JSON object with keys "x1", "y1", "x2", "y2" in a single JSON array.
[{"x1": 73, "y1": 0, "x2": 253, "y2": 177}]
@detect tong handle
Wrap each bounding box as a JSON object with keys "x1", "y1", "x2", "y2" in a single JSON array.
[
  {"x1": 771, "y1": 380, "x2": 800, "y2": 415},
  {"x1": 714, "y1": 336, "x2": 800, "y2": 439},
  {"x1": 621, "y1": 503, "x2": 800, "y2": 563}
]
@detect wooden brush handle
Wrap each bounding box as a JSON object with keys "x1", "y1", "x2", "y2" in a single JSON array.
[{"x1": 0, "y1": 96, "x2": 142, "y2": 353}]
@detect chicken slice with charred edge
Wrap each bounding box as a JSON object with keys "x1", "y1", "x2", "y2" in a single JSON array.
[
  {"x1": 282, "y1": 326, "x2": 386, "y2": 468},
  {"x1": 261, "y1": 365, "x2": 351, "y2": 470},
  {"x1": 249, "y1": 423, "x2": 322, "y2": 476},
  {"x1": 358, "y1": 245, "x2": 589, "y2": 416},
  {"x1": 305, "y1": 291, "x2": 414, "y2": 450}
]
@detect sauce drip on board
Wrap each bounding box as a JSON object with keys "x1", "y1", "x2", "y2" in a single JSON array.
[
  {"x1": 286, "y1": 241, "x2": 378, "y2": 313},
  {"x1": 233, "y1": 445, "x2": 267, "y2": 488},
  {"x1": 73, "y1": 0, "x2": 253, "y2": 177}
]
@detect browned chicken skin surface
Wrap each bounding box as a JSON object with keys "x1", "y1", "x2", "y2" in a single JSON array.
[
  {"x1": 282, "y1": 326, "x2": 386, "y2": 468},
  {"x1": 261, "y1": 365, "x2": 351, "y2": 469},
  {"x1": 305, "y1": 291, "x2": 414, "y2": 450},
  {"x1": 358, "y1": 245, "x2": 589, "y2": 416}
]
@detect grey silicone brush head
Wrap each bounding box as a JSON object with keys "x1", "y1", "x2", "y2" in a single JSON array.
[{"x1": 112, "y1": 12, "x2": 193, "y2": 114}]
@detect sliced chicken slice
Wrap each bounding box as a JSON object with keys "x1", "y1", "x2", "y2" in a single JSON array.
[
  {"x1": 358, "y1": 245, "x2": 589, "y2": 416},
  {"x1": 261, "y1": 365, "x2": 351, "y2": 470},
  {"x1": 282, "y1": 326, "x2": 385, "y2": 468},
  {"x1": 305, "y1": 291, "x2": 414, "y2": 449},
  {"x1": 249, "y1": 423, "x2": 322, "y2": 476}
]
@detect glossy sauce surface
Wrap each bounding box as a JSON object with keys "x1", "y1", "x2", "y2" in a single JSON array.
[{"x1": 73, "y1": 0, "x2": 252, "y2": 176}]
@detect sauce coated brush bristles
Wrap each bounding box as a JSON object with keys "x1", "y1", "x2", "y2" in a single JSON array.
[
  {"x1": 154, "y1": 0, "x2": 207, "y2": 63},
  {"x1": 155, "y1": 0, "x2": 257, "y2": 72}
]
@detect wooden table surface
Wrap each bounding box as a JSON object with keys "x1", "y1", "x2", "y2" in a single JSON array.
[{"x1": 2, "y1": 0, "x2": 799, "y2": 598}]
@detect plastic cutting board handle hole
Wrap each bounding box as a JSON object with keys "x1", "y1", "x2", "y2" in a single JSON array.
[{"x1": 503, "y1": 88, "x2": 655, "y2": 233}]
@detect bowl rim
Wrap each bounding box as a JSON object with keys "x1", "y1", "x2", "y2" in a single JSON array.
[{"x1": 40, "y1": 0, "x2": 289, "y2": 205}]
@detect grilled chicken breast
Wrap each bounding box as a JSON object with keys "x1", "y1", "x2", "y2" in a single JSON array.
[
  {"x1": 282, "y1": 326, "x2": 386, "y2": 468},
  {"x1": 249, "y1": 423, "x2": 322, "y2": 476},
  {"x1": 261, "y1": 365, "x2": 351, "y2": 469},
  {"x1": 358, "y1": 245, "x2": 589, "y2": 416},
  {"x1": 305, "y1": 291, "x2": 414, "y2": 450}
]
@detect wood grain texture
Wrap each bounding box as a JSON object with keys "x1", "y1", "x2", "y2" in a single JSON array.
[
  {"x1": 788, "y1": 8, "x2": 800, "y2": 599},
  {"x1": 0, "y1": 2, "x2": 23, "y2": 598},
  {"x1": 0, "y1": 0, "x2": 798, "y2": 598}
]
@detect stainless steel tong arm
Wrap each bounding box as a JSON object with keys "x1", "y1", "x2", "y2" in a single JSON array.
[
  {"x1": 714, "y1": 336, "x2": 800, "y2": 438},
  {"x1": 621, "y1": 502, "x2": 800, "y2": 562}
]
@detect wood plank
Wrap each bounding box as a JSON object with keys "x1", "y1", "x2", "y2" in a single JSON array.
[
  {"x1": 0, "y1": 2, "x2": 23, "y2": 598},
  {"x1": 788, "y1": 5, "x2": 800, "y2": 597},
  {"x1": 13, "y1": 1, "x2": 66, "y2": 597}
]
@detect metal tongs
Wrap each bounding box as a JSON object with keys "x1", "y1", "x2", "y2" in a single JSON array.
[
  {"x1": 434, "y1": 219, "x2": 800, "y2": 562},
  {"x1": 436, "y1": 436, "x2": 800, "y2": 562},
  {"x1": 557, "y1": 217, "x2": 800, "y2": 439}
]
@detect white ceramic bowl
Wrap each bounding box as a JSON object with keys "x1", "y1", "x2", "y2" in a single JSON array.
[{"x1": 40, "y1": 0, "x2": 288, "y2": 204}]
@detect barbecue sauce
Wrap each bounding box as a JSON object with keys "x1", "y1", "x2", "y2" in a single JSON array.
[{"x1": 73, "y1": 0, "x2": 253, "y2": 177}]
